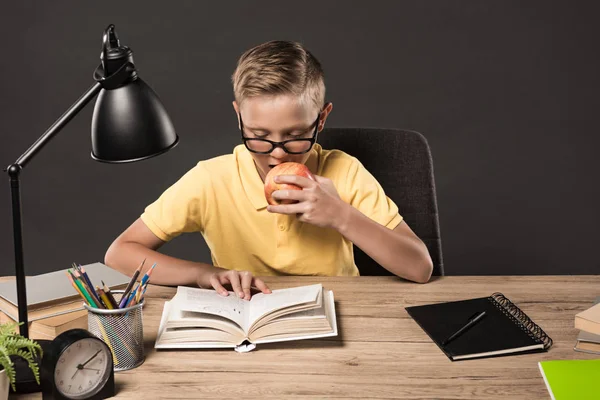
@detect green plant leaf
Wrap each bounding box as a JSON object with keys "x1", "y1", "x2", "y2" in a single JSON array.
[{"x1": 0, "y1": 322, "x2": 42, "y2": 391}]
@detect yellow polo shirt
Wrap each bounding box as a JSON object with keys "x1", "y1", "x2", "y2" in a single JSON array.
[{"x1": 140, "y1": 144, "x2": 402, "y2": 276}]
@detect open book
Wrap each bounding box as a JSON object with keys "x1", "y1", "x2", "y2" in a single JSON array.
[{"x1": 155, "y1": 283, "x2": 337, "y2": 350}]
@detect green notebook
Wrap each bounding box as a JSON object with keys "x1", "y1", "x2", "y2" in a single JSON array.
[{"x1": 538, "y1": 359, "x2": 600, "y2": 399}]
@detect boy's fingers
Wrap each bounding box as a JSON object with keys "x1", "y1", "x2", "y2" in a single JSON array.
[
  {"x1": 275, "y1": 175, "x2": 316, "y2": 188},
  {"x1": 241, "y1": 272, "x2": 253, "y2": 300},
  {"x1": 272, "y1": 190, "x2": 306, "y2": 201},
  {"x1": 253, "y1": 277, "x2": 272, "y2": 294},
  {"x1": 227, "y1": 272, "x2": 245, "y2": 298},
  {"x1": 267, "y1": 203, "x2": 303, "y2": 214},
  {"x1": 210, "y1": 275, "x2": 229, "y2": 296},
  {"x1": 312, "y1": 175, "x2": 330, "y2": 185}
]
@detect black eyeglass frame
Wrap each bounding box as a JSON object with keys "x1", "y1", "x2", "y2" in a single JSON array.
[{"x1": 240, "y1": 113, "x2": 321, "y2": 155}]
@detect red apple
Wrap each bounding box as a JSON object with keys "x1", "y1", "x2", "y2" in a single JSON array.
[{"x1": 264, "y1": 162, "x2": 314, "y2": 206}]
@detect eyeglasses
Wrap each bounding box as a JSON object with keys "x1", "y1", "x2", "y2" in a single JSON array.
[{"x1": 240, "y1": 113, "x2": 320, "y2": 154}]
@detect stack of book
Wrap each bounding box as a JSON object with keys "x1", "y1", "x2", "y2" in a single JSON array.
[
  {"x1": 0, "y1": 309, "x2": 88, "y2": 340},
  {"x1": 0, "y1": 262, "x2": 130, "y2": 339},
  {"x1": 536, "y1": 297, "x2": 600, "y2": 399},
  {"x1": 573, "y1": 296, "x2": 600, "y2": 355}
]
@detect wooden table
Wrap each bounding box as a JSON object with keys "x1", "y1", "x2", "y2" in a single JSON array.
[{"x1": 11, "y1": 276, "x2": 599, "y2": 399}]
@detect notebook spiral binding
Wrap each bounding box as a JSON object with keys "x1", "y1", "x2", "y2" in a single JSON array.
[{"x1": 489, "y1": 292, "x2": 553, "y2": 350}]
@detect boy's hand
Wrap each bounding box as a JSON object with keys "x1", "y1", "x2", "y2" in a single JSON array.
[
  {"x1": 266, "y1": 174, "x2": 349, "y2": 230},
  {"x1": 208, "y1": 270, "x2": 271, "y2": 300}
]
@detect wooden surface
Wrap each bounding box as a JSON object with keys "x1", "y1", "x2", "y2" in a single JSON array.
[{"x1": 7, "y1": 275, "x2": 600, "y2": 399}]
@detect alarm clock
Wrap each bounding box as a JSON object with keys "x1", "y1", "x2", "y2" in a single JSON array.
[{"x1": 41, "y1": 329, "x2": 115, "y2": 400}]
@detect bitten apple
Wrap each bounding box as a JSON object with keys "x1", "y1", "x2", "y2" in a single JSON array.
[{"x1": 264, "y1": 162, "x2": 314, "y2": 205}]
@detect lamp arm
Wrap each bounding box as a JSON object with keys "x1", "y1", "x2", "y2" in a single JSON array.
[
  {"x1": 6, "y1": 81, "x2": 102, "y2": 338},
  {"x1": 13, "y1": 82, "x2": 103, "y2": 168}
]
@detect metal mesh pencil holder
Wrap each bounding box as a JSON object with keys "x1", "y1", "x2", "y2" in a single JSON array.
[{"x1": 84, "y1": 290, "x2": 145, "y2": 371}]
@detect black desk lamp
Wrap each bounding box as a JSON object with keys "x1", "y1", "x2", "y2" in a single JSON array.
[{"x1": 5, "y1": 24, "x2": 178, "y2": 392}]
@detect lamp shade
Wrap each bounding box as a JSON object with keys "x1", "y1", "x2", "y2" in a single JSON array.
[{"x1": 91, "y1": 78, "x2": 179, "y2": 163}]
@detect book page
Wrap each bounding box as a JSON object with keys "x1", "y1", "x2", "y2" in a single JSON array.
[
  {"x1": 167, "y1": 307, "x2": 246, "y2": 336},
  {"x1": 156, "y1": 301, "x2": 239, "y2": 349},
  {"x1": 173, "y1": 286, "x2": 248, "y2": 330},
  {"x1": 248, "y1": 284, "x2": 322, "y2": 328},
  {"x1": 251, "y1": 290, "x2": 338, "y2": 344},
  {"x1": 576, "y1": 302, "x2": 600, "y2": 324}
]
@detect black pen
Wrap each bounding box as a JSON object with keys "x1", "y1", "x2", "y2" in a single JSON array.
[{"x1": 442, "y1": 311, "x2": 487, "y2": 346}]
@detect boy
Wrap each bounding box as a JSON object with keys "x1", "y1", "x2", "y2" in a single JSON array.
[{"x1": 105, "y1": 40, "x2": 433, "y2": 300}]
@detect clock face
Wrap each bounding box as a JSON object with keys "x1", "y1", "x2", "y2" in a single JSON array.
[{"x1": 53, "y1": 337, "x2": 112, "y2": 399}]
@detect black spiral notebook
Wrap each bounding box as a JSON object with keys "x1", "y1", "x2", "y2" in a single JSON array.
[{"x1": 406, "y1": 293, "x2": 553, "y2": 361}]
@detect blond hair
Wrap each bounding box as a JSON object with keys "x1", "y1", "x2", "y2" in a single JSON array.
[{"x1": 232, "y1": 41, "x2": 325, "y2": 110}]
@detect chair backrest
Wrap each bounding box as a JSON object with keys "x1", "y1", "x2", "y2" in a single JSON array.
[{"x1": 318, "y1": 127, "x2": 444, "y2": 276}]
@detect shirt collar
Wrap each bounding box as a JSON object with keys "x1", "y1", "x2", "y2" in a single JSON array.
[{"x1": 236, "y1": 144, "x2": 321, "y2": 210}]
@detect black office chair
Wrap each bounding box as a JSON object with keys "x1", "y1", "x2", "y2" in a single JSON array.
[{"x1": 318, "y1": 127, "x2": 444, "y2": 276}]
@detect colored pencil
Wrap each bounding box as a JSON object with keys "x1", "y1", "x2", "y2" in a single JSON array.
[
  {"x1": 79, "y1": 264, "x2": 103, "y2": 305},
  {"x1": 139, "y1": 263, "x2": 156, "y2": 287},
  {"x1": 139, "y1": 283, "x2": 149, "y2": 304},
  {"x1": 66, "y1": 271, "x2": 89, "y2": 305},
  {"x1": 68, "y1": 270, "x2": 97, "y2": 308},
  {"x1": 124, "y1": 282, "x2": 141, "y2": 308},
  {"x1": 72, "y1": 270, "x2": 103, "y2": 308},
  {"x1": 101, "y1": 280, "x2": 119, "y2": 309},
  {"x1": 97, "y1": 287, "x2": 114, "y2": 309},
  {"x1": 134, "y1": 263, "x2": 156, "y2": 305},
  {"x1": 129, "y1": 263, "x2": 156, "y2": 306},
  {"x1": 134, "y1": 285, "x2": 142, "y2": 305},
  {"x1": 119, "y1": 259, "x2": 145, "y2": 308}
]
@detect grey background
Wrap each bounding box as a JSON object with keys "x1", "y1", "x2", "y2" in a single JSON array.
[{"x1": 1, "y1": 1, "x2": 598, "y2": 277}]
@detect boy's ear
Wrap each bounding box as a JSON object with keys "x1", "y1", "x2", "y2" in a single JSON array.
[
  {"x1": 319, "y1": 102, "x2": 333, "y2": 131},
  {"x1": 232, "y1": 101, "x2": 241, "y2": 128}
]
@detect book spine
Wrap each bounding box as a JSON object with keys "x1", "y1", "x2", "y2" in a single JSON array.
[{"x1": 489, "y1": 292, "x2": 553, "y2": 350}]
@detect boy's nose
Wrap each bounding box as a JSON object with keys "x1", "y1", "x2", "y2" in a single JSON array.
[{"x1": 270, "y1": 146, "x2": 287, "y2": 159}]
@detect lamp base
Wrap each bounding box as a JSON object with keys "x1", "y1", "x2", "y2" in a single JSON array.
[{"x1": 10, "y1": 339, "x2": 51, "y2": 394}]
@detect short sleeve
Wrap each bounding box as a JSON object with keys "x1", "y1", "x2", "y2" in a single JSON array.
[
  {"x1": 140, "y1": 164, "x2": 210, "y2": 242},
  {"x1": 343, "y1": 157, "x2": 403, "y2": 230}
]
